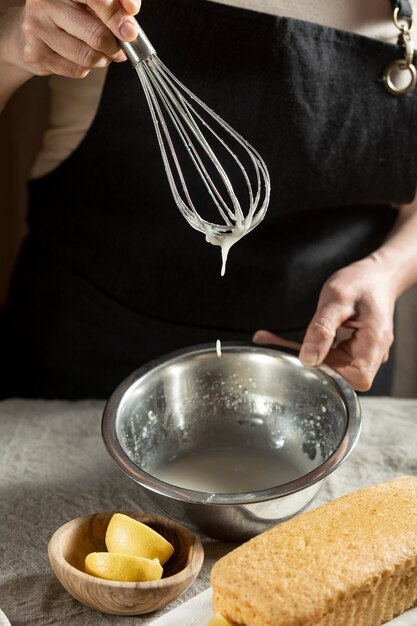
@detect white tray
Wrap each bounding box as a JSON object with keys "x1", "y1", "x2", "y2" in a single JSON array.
[
  {"x1": 149, "y1": 589, "x2": 417, "y2": 626},
  {"x1": 0, "y1": 609, "x2": 11, "y2": 626}
]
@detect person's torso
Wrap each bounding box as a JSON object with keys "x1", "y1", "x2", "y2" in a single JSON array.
[{"x1": 26, "y1": 0, "x2": 415, "y2": 334}]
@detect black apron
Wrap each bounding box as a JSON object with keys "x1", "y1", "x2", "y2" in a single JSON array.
[{"x1": 1, "y1": 0, "x2": 417, "y2": 398}]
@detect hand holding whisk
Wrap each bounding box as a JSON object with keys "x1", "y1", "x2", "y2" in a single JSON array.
[{"x1": 119, "y1": 25, "x2": 271, "y2": 275}]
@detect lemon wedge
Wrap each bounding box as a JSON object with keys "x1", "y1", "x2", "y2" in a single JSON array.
[
  {"x1": 207, "y1": 615, "x2": 234, "y2": 626},
  {"x1": 85, "y1": 552, "x2": 163, "y2": 582},
  {"x1": 105, "y1": 513, "x2": 174, "y2": 565}
]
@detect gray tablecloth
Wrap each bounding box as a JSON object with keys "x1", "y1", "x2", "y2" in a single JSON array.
[{"x1": 0, "y1": 398, "x2": 416, "y2": 626}]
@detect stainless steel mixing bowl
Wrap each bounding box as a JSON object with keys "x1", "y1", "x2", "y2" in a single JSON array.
[{"x1": 102, "y1": 344, "x2": 361, "y2": 541}]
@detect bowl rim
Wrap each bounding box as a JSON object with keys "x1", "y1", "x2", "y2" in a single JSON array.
[
  {"x1": 102, "y1": 343, "x2": 362, "y2": 506},
  {"x1": 48, "y1": 512, "x2": 204, "y2": 589}
]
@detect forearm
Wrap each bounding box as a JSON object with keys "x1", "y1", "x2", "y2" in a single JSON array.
[
  {"x1": 372, "y1": 198, "x2": 417, "y2": 297},
  {"x1": 0, "y1": 7, "x2": 32, "y2": 113}
]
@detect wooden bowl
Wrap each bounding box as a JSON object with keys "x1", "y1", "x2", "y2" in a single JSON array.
[{"x1": 48, "y1": 512, "x2": 204, "y2": 615}]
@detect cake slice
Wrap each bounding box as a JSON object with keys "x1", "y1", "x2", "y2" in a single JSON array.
[{"x1": 211, "y1": 477, "x2": 417, "y2": 626}]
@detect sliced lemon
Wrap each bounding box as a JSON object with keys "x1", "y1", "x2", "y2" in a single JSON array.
[
  {"x1": 207, "y1": 615, "x2": 234, "y2": 626},
  {"x1": 85, "y1": 552, "x2": 163, "y2": 582},
  {"x1": 105, "y1": 513, "x2": 174, "y2": 565}
]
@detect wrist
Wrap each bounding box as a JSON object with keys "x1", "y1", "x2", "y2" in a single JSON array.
[
  {"x1": 0, "y1": 7, "x2": 33, "y2": 79},
  {"x1": 371, "y1": 245, "x2": 416, "y2": 298},
  {"x1": 0, "y1": 8, "x2": 34, "y2": 111},
  {"x1": 366, "y1": 201, "x2": 417, "y2": 298}
]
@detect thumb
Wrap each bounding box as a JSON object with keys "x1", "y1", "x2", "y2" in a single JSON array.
[{"x1": 300, "y1": 301, "x2": 352, "y2": 367}]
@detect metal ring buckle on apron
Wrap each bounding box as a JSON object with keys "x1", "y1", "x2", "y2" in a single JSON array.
[{"x1": 384, "y1": 6, "x2": 417, "y2": 95}]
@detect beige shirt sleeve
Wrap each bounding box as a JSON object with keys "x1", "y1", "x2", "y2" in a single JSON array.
[
  {"x1": 31, "y1": 69, "x2": 107, "y2": 179},
  {"x1": 30, "y1": 0, "x2": 416, "y2": 179}
]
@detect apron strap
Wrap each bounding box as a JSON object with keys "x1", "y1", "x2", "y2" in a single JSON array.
[
  {"x1": 390, "y1": 0, "x2": 413, "y2": 18},
  {"x1": 384, "y1": 0, "x2": 416, "y2": 94}
]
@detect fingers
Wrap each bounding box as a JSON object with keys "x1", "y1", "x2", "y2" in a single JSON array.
[
  {"x1": 18, "y1": 0, "x2": 141, "y2": 77},
  {"x1": 40, "y1": 24, "x2": 111, "y2": 69},
  {"x1": 119, "y1": 0, "x2": 141, "y2": 14},
  {"x1": 253, "y1": 325, "x2": 393, "y2": 391},
  {"x1": 324, "y1": 327, "x2": 393, "y2": 391},
  {"x1": 302, "y1": 311, "x2": 393, "y2": 391},
  {"x1": 253, "y1": 258, "x2": 397, "y2": 393},
  {"x1": 300, "y1": 308, "x2": 352, "y2": 367},
  {"x1": 21, "y1": 7, "x2": 111, "y2": 75},
  {"x1": 299, "y1": 281, "x2": 355, "y2": 367},
  {"x1": 23, "y1": 40, "x2": 91, "y2": 78},
  {"x1": 50, "y1": 4, "x2": 124, "y2": 60},
  {"x1": 72, "y1": 0, "x2": 140, "y2": 41},
  {"x1": 252, "y1": 330, "x2": 302, "y2": 352}
]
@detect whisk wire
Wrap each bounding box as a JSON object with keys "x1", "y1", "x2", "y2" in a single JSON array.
[
  {"x1": 142, "y1": 60, "x2": 237, "y2": 227},
  {"x1": 137, "y1": 64, "x2": 201, "y2": 230},
  {"x1": 141, "y1": 58, "x2": 245, "y2": 228},
  {"x1": 154, "y1": 58, "x2": 260, "y2": 223},
  {"x1": 138, "y1": 65, "x2": 214, "y2": 230},
  {"x1": 149, "y1": 59, "x2": 246, "y2": 223},
  {"x1": 149, "y1": 58, "x2": 270, "y2": 230}
]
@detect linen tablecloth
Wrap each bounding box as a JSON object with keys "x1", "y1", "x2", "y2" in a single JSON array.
[{"x1": 0, "y1": 398, "x2": 416, "y2": 626}]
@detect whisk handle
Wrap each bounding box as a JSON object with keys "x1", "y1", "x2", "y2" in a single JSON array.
[{"x1": 118, "y1": 25, "x2": 156, "y2": 67}]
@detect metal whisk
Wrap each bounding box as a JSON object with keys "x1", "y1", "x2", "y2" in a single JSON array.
[{"x1": 119, "y1": 26, "x2": 271, "y2": 273}]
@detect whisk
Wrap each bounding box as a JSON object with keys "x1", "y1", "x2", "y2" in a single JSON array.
[{"x1": 119, "y1": 26, "x2": 271, "y2": 275}]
